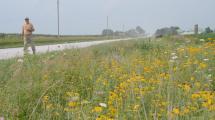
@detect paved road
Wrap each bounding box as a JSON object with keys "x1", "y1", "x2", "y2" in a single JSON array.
[{"x1": 0, "y1": 38, "x2": 131, "y2": 60}]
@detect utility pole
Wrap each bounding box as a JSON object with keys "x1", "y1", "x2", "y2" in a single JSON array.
[
  {"x1": 122, "y1": 24, "x2": 125, "y2": 38},
  {"x1": 106, "y1": 16, "x2": 109, "y2": 39},
  {"x1": 106, "y1": 16, "x2": 109, "y2": 30},
  {"x1": 194, "y1": 24, "x2": 198, "y2": 35},
  {"x1": 57, "y1": 0, "x2": 60, "y2": 38}
]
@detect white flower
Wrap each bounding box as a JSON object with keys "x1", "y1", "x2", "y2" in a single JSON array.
[
  {"x1": 95, "y1": 91, "x2": 104, "y2": 96},
  {"x1": 203, "y1": 58, "x2": 209, "y2": 61},
  {"x1": 69, "y1": 96, "x2": 79, "y2": 102},
  {"x1": 99, "y1": 103, "x2": 107, "y2": 108},
  {"x1": 185, "y1": 56, "x2": 189, "y2": 58},
  {"x1": 169, "y1": 60, "x2": 175, "y2": 63},
  {"x1": 17, "y1": 59, "x2": 23, "y2": 63},
  {"x1": 171, "y1": 53, "x2": 176, "y2": 56},
  {"x1": 207, "y1": 74, "x2": 212, "y2": 78},
  {"x1": 200, "y1": 39, "x2": 205, "y2": 42},
  {"x1": 172, "y1": 56, "x2": 178, "y2": 60}
]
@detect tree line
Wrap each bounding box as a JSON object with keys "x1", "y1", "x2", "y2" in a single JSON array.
[
  {"x1": 154, "y1": 26, "x2": 215, "y2": 38},
  {"x1": 102, "y1": 26, "x2": 146, "y2": 37}
]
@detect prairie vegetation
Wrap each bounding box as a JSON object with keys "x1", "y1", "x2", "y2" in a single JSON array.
[{"x1": 0, "y1": 35, "x2": 214, "y2": 119}]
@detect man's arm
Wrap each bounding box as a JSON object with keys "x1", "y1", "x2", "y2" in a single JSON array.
[
  {"x1": 22, "y1": 26, "x2": 24, "y2": 40},
  {"x1": 31, "y1": 24, "x2": 35, "y2": 32}
]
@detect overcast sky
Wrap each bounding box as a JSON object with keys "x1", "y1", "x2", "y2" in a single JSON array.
[{"x1": 0, "y1": 0, "x2": 214, "y2": 35}]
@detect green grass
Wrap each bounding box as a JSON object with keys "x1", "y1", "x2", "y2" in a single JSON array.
[
  {"x1": 0, "y1": 36, "x2": 214, "y2": 120},
  {"x1": 185, "y1": 33, "x2": 215, "y2": 42},
  {"x1": 0, "y1": 34, "x2": 121, "y2": 49},
  {"x1": 197, "y1": 33, "x2": 215, "y2": 39}
]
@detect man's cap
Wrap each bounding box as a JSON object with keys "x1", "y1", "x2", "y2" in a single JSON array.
[{"x1": 25, "y1": 17, "x2": 29, "y2": 20}]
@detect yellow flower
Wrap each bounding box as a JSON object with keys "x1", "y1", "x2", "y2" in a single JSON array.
[
  {"x1": 42, "y1": 95, "x2": 49, "y2": 103},
  {"x1": 209, "y1": 105, "x2": 215, "y2": 111},
  {"x1": 43, "y1": 74, "x2": 49, "y2": 81},
  {"x1": 133, "y1": 104, "x2": 140, "y2": 111},
  {"x1": 144, "y1": 67, "x2": 152, "y2": 73},
  {"x1": 191, "y1": 76, "x2": 195, "y2": 81},
  {"x1": 92, "y1": 106, "x2": 103, "y2": 113},
  {"x1": 178, "y1": 83, "x2": 191, "y2": 92},
  {"x1": 183, "y1": 84, "x2": 191, "y2": 92},
  {"x1": 46, "y1": 104, "x2": 53, "y2": 109},
  {"x1": 190, "y1": 106, "x2": 197, "y2": 111},
  {"x1": 208, "y1": 38, "x2": 213, "y2": 41},
  {"x1": 191, "y1": 93, "x2": 200, "y2": 100},
  {"x1": 108, "y1": 107, "x2": 117, "y2": 117},
  {"x1": 194, "y1": 60, "x2": 199, "y2": 65},
  {"x1": 68, "y1": 101, "x2": 77, "y2": 108},
  {"x1": 159, "y1": 73, "x2": 169, "y2": 79},
  {"x1": 182, "y1": 107, "x2": 190, "y2": 115},
  {"x1": 109, "y1": 92, "x2": 118, "y2": 102},
  {"x1": 178, "y1": 48, "x2": 185, "y2": 53},
  {"x1": 96, "y1": 115, "x2": 113, "y2": 120},
  {"x1": 154, "y1": 59, "x2": 164, "y2": 66},
  {"x1": 194, "y1": 82, "x2": 201, "y2": 88},
  {"x1": 199, "y1": 63, "x2": 207, "y2": 69},
  {"x1": 64, "y1": 107, "x2": 70, "y2": 112},
  {"x1": 173, "y1": 67, "x2": 177, "y2": 72},
  {"x1": 188, "y1": 47, "x2": 201, "y2": 55},
  {"x1": 172, "y1": 108, "x2": 180, "y2": 115}
]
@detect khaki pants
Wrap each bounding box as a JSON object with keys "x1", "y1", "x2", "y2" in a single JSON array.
[{"x1": 24, "y1": 35, "x2": 36, "y2": 54}]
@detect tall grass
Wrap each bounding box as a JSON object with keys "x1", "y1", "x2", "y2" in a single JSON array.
[{"x1": 0, "y1": 36, "x2": 214, "y2": 120}]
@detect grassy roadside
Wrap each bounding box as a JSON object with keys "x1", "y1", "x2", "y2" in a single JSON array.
[
  {"x1": 0, "y1": 36, "x2": 214, "y2": 119},
  {"x1": 0, "y1": 35, "x2": 121, "y2": 49}
]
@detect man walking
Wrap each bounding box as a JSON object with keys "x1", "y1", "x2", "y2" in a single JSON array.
[{"x1": 22, "y1": 17, "x2": 36, "y2": 54}]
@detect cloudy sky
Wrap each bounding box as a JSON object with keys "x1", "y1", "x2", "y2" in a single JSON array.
[{"x1": 0, "y1": 0, "x2": 214, "y2": 35}]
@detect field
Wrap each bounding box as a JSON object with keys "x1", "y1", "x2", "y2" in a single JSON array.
[
  {"x1": 0, "y1": 34, "x2": 119, "y2": 49},
  {"x1": 0, "y1": 35, "x2": 214, "y2": 119}
]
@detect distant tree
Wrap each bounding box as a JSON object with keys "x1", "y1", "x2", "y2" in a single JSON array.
[
  {"x1": 114, "y1": 31, "x2": 125, "y2": 36},
  {"x1": 205, "y1": 27, "x2": 213, "y2": 33},
  {"x1": 126, "y1": 29, "x2": 138, "y2": 37},
  {"x1": 154, "y1": 27, "x2": 168, "y2": 38},
  {"x1": 169, "y1": 26, "x2": 179, "y2": 35},
  {"x1": 0, "y1": 33, "x2": 5, "y2": 39},
  {"x1": 155, "y1": 26, "x2": 180, "y2": 38},
  {"x1": 102, "y1": 29, "x2": 114, "y2": 36},
  {"x1": 136, "y1": 26, "x2": 145, "y2": 35}
]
